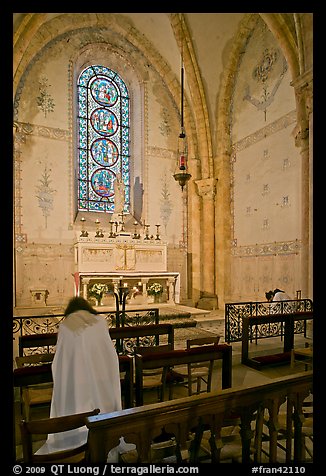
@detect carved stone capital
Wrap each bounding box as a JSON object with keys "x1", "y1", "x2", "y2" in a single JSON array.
[
  {"x1": 195, "y1": 177, "x2": 218, "y2": 200},
  {"x1": 13, "y1": 122, "x2": 26, "y2": 154}
]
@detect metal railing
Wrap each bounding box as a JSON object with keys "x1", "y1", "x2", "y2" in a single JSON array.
[{"x1": 225, "y1": 299, "x2": 313, "y2": 343}]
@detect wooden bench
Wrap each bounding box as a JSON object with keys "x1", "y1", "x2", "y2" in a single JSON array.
[
  {"x1": 14, "y1": 354, "x2": 55, "y2": 421},
  {"x1": 18, "y1": 323, "x2": 174, "y2": 356},
  {"x1": 134, "y1": 343, "x2": 232, "y2": 406},
  {"x1": 19, "y1": 332, "x2": 58, "y2": 356},
  {"x1": 15, "y1": 341, "x2": 134, "y2": 409},
  {"x1": 109, "y1": 323, "x2": 174, "y2": 355},
  {"x1": 241, "y1": 311, "x2": 313, "y2": 369},
  {"x1": 85, "y1": 371, "x2": 313, "y2": 463}
]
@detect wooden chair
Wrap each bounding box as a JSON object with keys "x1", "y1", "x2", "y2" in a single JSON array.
[
  {"x1": 163, "y1": 337, "x2": 222, "y2": 397},
  {"x1": 20, "y1": 408, "x2": 100, "y2": 463},
  {"x1": 135, "y1": 344, "x2": 232, "y2": 405},
  {"x1": 186, "y1": 336, "x2": 221, "y2": 395},
  {"x1": 258, "y1": 391, "x2": 313, "y2": 463},
  {"x1": 134, "y1": 344, "x2": 173, "y2": 404},
  {"x1": 291, "y1": 342, "x2": 313, "y2": 371},
  {"x1": 15, "y1": 353, "x2": 55, "y2": 421},
  {"x1": 118, "y1": 354, "x2": 134, "y2": 409}
]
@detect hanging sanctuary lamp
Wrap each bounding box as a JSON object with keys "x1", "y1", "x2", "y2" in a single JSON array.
[{"x1": 173, "y1": 46, "x2": 191, "y2": 191}]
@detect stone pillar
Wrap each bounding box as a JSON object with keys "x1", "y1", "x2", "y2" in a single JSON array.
[
  {"x1": 112, "y1": 278, "x2": 121, "y2": 294},
  {"x1": 142, "y1": 278, "x2": 150, "y2": 302},
  {"x1": 82, "y1": 278, "x2": 90, "y2": 300},
  {"x1": 167, "y1": 277, "x2": 175, "y2": 304},
  {"x1": 195, "y1": 177, "x2": 218, "y2": 310},
  {"x1": 140, "y1": 278, "x2": 149, "y2": 305},
  {"x1": 291, "y1": 70, "x2": 313, "y2": 298}
]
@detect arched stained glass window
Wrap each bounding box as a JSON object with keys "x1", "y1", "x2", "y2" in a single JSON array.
[{"x1": 77, "y1": 65, "x2": 130, "y2": 213}]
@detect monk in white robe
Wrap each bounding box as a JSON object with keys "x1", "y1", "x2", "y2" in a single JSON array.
[
  {"x1": 272, "y1": 288, "x2": 292, "y2": 301},
  {"x1": 36, "y1": 297, "x2": 133, "y2": 458}
]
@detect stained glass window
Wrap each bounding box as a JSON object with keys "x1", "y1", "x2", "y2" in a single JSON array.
[{"x1": 77, "y1": 65, "x2": 130, "y2": 213}]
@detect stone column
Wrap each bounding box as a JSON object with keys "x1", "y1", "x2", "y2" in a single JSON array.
[
  {"x1": 167, "y1": 277, "x2": 175, "y2": 304},
  {"x1": 112, "y1": 278, "x2": 121, "y2": 295},
  {"x1": 142, "y1": 278, "x2": 150, "y2": 303},
  {"x1": 13, "y1": 122, "x2": 26, "y2": 308},
  {"x1": 291, "y1": 70, "x2": 313, "y2": 298},
  {"x1": 195, "y1": 177, "x2": 218, "y2": 309},
  {"x1": 140, "y1": 278, "x2": 149, "y2": 305},
  {"x1": 82, "y1": 278, "x2": 90, "y2": 300}
]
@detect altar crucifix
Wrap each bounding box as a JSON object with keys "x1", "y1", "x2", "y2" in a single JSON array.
[{"x1": 118, "y1": 211, "x2": 126, "y2": 232}]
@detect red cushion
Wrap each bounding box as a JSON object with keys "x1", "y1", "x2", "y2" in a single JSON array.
[
  {"x1": 14, "y1": 363, "x2": 52, "y2": 376},
  {"x1": 20, "y1": 332, "x2": 57, "y2": 341},
  {"x1": 252, "y1": 352, "x2": 291, "y2": 365}
]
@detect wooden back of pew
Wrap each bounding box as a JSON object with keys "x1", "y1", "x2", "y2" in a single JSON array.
[
  {"x1": 86, "y1": 371, "x2": 313, "y2": 463},
  {"x1": 18, "y1": 323, "x2": 174, "y2": 356},
  {"x1": 109, "y1": 323, "x2": 174, "y2": 354},
  {"x1": 19, "y1": 333, "x2": 58, "y2": 356},
  {"x1": 134, "y1": 344, "x2": 232, "y2": 406},
  {"x1": 15, "y1": 347, "x2": 134, "y2": 409},
  {"x1": 14, "y1": 361, "x2": 53, "y2": 388}
]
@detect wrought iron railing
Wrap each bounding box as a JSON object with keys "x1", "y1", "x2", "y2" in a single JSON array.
[
  {"x1": 225, "y1": 299, "x2": 313, "y2": 343},
  {"x1": 13, "y1": 308, "x2": 160, "y2": 356},
  {"x1": 13, "y1": 308, "x2": 159, "y2": 335}
]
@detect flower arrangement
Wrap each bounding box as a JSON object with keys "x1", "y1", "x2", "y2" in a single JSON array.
[
  {"x1": 88, "y1": 283, "x2": 109, "y2": 301},
  {"x1": 147, "y1": 282, "x2": 163, "y2": 296}
]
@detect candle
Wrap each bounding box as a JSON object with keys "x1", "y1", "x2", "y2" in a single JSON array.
[{"x1": 179, "y1": 155, "x2": 186, "y2": 169}]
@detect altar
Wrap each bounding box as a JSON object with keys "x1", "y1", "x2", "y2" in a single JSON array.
[{"x1": 73, "y1": 236, "x2": 180, "y2": 305}]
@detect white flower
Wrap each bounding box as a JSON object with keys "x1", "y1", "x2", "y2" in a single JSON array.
[
  {"x1": 147, "y1": 283, "x2": 163, "y2": 296},
  {"x1": 89, "y1": 283, "x2": 109, "y2": 299}
]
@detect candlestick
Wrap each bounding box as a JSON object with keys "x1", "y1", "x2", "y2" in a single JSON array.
[
  {"x1": 109, "y1": 220, "x2": 116, "y2": 238},
  {"x1": 155, "y1": 224, "x2": 161, "y2": 240},
  {"x1": 95, "y1": 219, "x2": 104, "y2": 238},
  {"x1": 80, "y1": 217, "x2": 88, "y2": 237},
  {"x1": 133, "y1": 221, "x2": 140, "y2": 239},
  {"x1": 144, "y1": 224, "x2": 150, "y2": 240}
]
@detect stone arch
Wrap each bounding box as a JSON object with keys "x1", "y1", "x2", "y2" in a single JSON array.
[{"x1": 214, "y1": 13, "x2": 310, "y2": 305}]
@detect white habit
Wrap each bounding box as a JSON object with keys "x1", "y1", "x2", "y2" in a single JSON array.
[
  {"x1": 273, "y1": 291, "x2": 292, "y2": 301},
  {"x1": 36, "y1": 310, "x2": 122, "y2": 454}
]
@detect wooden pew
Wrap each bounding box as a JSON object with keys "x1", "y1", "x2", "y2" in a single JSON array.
[
  {"x1": 134, "y1": 343, "x2": 232, "y2": 406},
  {"x1": 109, "y1": 323, "x2": 174, "y2": 355},
  {"x1": 85, "y1": 371, "x2": 313, "y2": 464},
  {"x1": 15, "y1": 353, "x2": 55, "y2": 421},
  {"x1": 16, "y1": 324, "x2": 174, "y2": 410},
  {"x1": 18, "y1": 323, "x2": 174, "y2": 357},
  {"x1": 19, "y1": 332, "x2": 58, "y2": 356},
  {"x1": 241, "y1": 311, "x2": 313, "y2": 369},
  {"x1": 15, "y1": 343, "x2": 134, "y2": 409}
]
